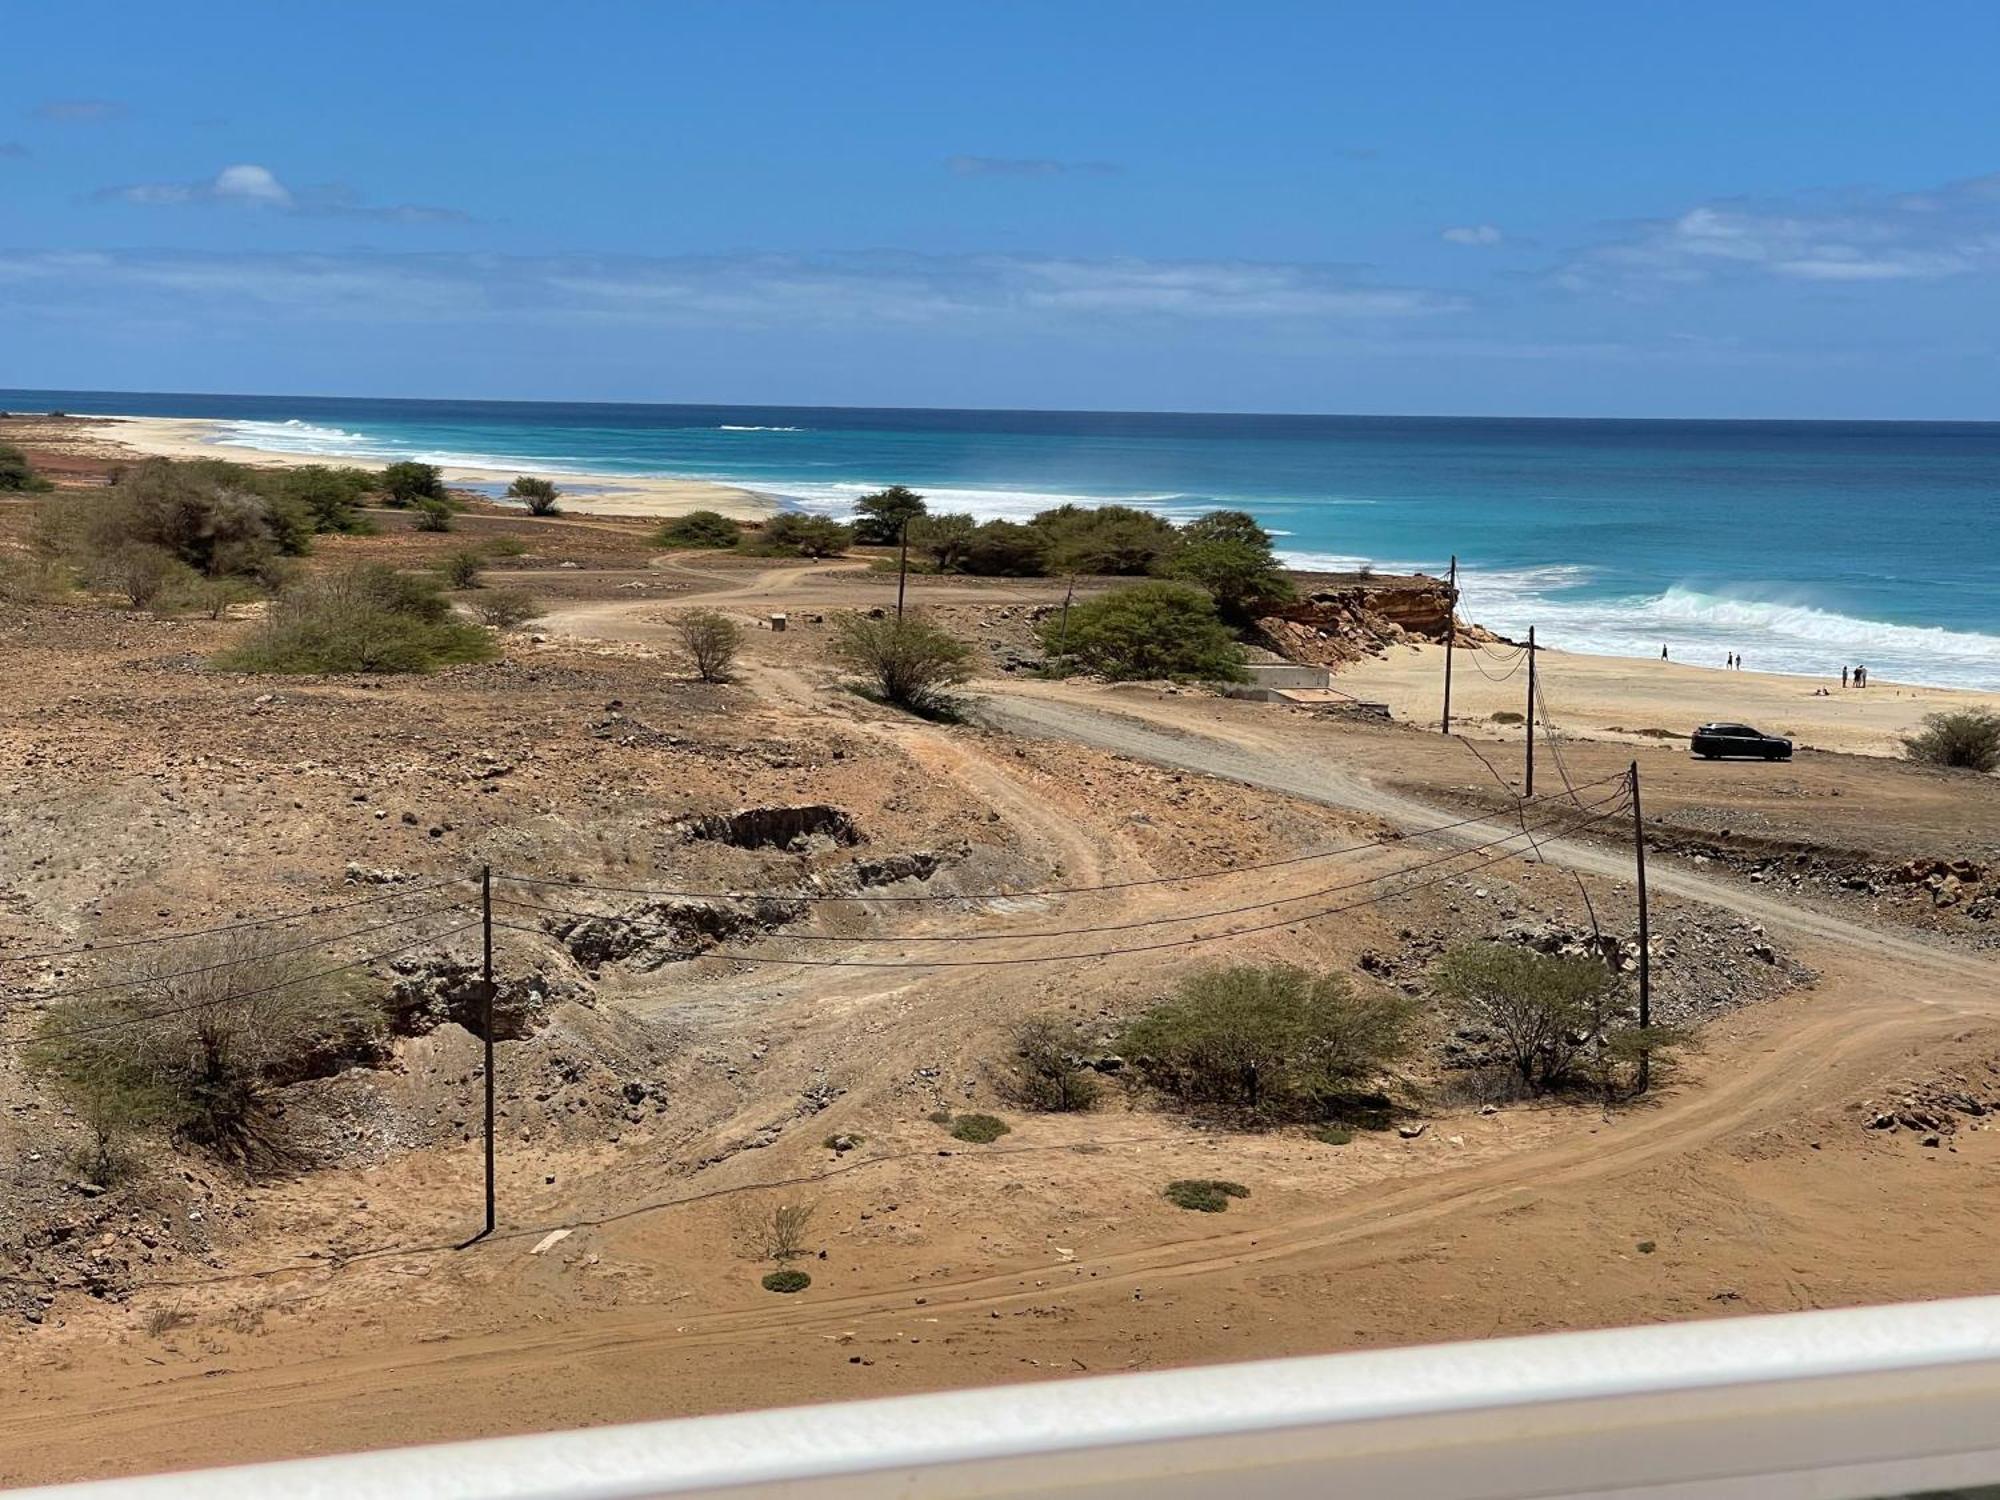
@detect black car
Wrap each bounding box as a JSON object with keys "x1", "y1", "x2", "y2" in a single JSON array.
[{"x1": 1690, "y1": 722, "x2": 1793, "y2": 760}]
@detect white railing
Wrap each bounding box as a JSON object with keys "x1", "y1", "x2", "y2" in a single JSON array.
[{"x1": 27, "y1": 1296, "x2": 2000, "y2": 1499}]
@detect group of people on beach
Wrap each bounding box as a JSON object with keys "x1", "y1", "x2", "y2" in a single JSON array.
[{"x1": 1843, "y1": 664, "x2": 1870, "y2": 688}]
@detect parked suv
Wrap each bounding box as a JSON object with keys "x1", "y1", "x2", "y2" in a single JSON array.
[{"x1": 1690, "y1": 722, "x2": 1793, "y2": 760}]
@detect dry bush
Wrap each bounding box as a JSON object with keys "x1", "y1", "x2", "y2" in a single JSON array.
[
  {"x1": 28, "y1": 933, "x2": 387, "y2": 1173},
  {"x1": 1904, "y1": 709, "x2": 2000, "y2": 773},
  {"x1": 675, "y1": 609, "x2": 743, "y2": 683},
  {"x1": 474, "y1": 589, "x2": 543, "y2": 628},
  {"x1": 1004, "y1": 1014, "x2": 1101, "y2": 1112},
  {"x1": 732, "y1": 1199, "x2": 817, "y2": 1262},
  {"x1": 506, "y1": 475, "x2": 562, "y2": 515},
  {"x1": 222, "y1": 563, "x2": 496, "y2": 674},
  {"x1": 831, "y1": 613, "x2": 971, "y2": 717}
]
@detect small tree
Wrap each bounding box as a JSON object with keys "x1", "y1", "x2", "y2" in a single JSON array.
[
  {"x1": 474, "y1": 589, "x2": 542, "y2": 627},
  {"x1": 734, "y1": 1199, "x2": 816, "y2": 1262},
  {"x1": 1005, "y1": 1014, "x2": 1101, "y2": 1112},
  {"x1": 98, "y1": 544, "x2": 193, "y2": 609},
  {"x1": 506, "y1": 475, "x2": 562, "y2": 516},
  {"x1": 1904, "y1": 709, "x2": 2000, "y2": 773},
  {"x1": 438, "y1": 550, "x2": 484, "y2": 589},
  {"x1": 1118, "y1": 964, "x2": 1416, "y2": 1123},
  {"x1": 912, "y1": 511, "x2": 979, "y2": 572},
  {"x1": 851, "y1": 484, "x2": 928, "y2": 545},
  {"x1": 1042, "y1": 581, "x2": 1248, "y2": 682},
  {"x1": 1432, "y1": 943, "x2": 1631, "y2": 1095},
  {"x1": 655, "y1": 510, "x2": 742, "y2": 549},
  {"x1": 962, "y1": 519, "x2": 1049, "y2": 577},
  {"x1": 1031, "y1": 504, "x2": 1179, "y2": 575},
  {"x1": 1163, "y1": 511, "x2": 1293, "y2": 619},
  {"x1": 0, "y1": 441, "x2": 54, "y2": 493},
  {"x1": 381, "y1": 461, "x2": 445, "y2": 506},
  {"x1": 832, "y1": 613, "x2": 972, "y2": 715},
  {"x1": 676, "y1": 609, "x2": 742, "y2": 683}
]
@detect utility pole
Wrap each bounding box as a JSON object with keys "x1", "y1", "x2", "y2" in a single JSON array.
[
  {"x1": 480, "y1": 864, "x2": 496, "y2": 1239},
  {"x1": 895, "y1": 515, "x2": 911, "y2": 621},
  {"x1": 1525, "y1": 625, "x2": 1537, "y2": 798},
  {"x1": 1440, "y1": 554, "x2": 1458, "y2": 734},
  {"x1": 1629, "y1": 762, "x2": 1651, "y2": 1093},
  {"x1": 1055, "y1": 571, "x2": 1078, "y2": 660}
]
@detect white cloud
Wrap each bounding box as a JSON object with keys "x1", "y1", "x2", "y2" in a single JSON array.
[
  {"x1": 946, "y1": 155, "x2": 1122, "y2": 178},
  {"x1": 1560, "y1": 172, "x2": 2000, "y2": 288},
  {"x1": 0, "y1": 248, "x2": 1464, "y2": 330},
  {"x1": 98, "y1": 164, "x2": 469, "y2": 222},
  {"x1": 1442, "y1": 224, "x2": 1504, "y2": 246}
]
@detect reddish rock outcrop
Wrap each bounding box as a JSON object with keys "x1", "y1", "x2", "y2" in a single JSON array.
[{"x1": 1254, "y1": 574, "x2": 1502, "y2": 668}]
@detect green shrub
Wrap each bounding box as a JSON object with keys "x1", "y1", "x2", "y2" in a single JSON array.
[
  {"x1": 1903, "y1": 709, "x2": 2000, "y2": 773},
  {"x1": 911, "y1": 511, "x2": 979, "y2": 571},
  {"x1": 1431, "y1": 943, "x2": 1673, "y2": 1095},
  {"x1": 654, "y1": 510, "x2": 742, "y2": 549},
  {"x1": 926, "y1": 1108, "x2": 954, "y2": 1125},
  {"x1": 1162, "y1": 511, "x2": 1293, "y2": 618},
  {"x1": 962, "y1": 519, "x2": 1049, "y2": 576},
  {"x1": 96, "y1": 544, "x2": 196, "y2": 609},
  {"x1": 221, "y1": 563, "x2": 497, "y2": 674},
  {"x1": 381, "y1": 460, "x2": 445, "y2": 506},
  {"x1": 438, "y1": 549, "x2": 484, "y2": 589},
  {"x1": 1005, "y1": 1015, "x2": 1102, "y2": 1112},
  {"x1": 762, "y1": 1269, "x2": 812, "y2": 1293},
  {"x1": 0, "y1": 441, "x2": 53, "y2": 493},
  {"x1": 1043, "y1": 581, "x2": 1248, "y2": 682},
  {"x1": 1031, "y1": 504, "x2": 1178, "y2": 575},
  {"x1": 851, "y1": 484, "x2": 928, "y2": 545},
  {"x1": 412, "y1": 498, "x2": 454, "y2": 532},
  {"x1": 752, "y1": 513, "x2": 851, "y2": 558},
  {"x1": 947, "y1": 1113, "x2": 1011, "y2": 1144},
  {"x1": 676, "y1": 609, "x2": 742, "y2": 683},
  {"x1": 832, "y1": 613, "x2": 972, "y2": 716},
  {"x1": 164, "y1": 575, "x2": 261, "y2": 620},
  {"x1": 1312, "y1": 1124, "x2": 1354, "y2": 1146},
  {"x1": 0, "y1": 554, "x2": 70, "y2": 605},
  {"x1": 1163, "y1": 1178, "x2": 1250, "y2": 1213},
  {"x1": 46, "y1": 457, "x2": 309, "y2": 588},
  {"x1": 506, "y1": 475, "x2": 562, "y2": 515},
  {"x1": 278, "y1": 465, "x2": 376, "y2": 533},
  {"x1": 1119, "y1": 963, "x2": 1416, "y2": 1123},
  {"x1": 486, "y1": 535, "x2": 531, "y2": 558},
  {"x1": 474, "y1": 589, "x2": 542, "y2": 628}
]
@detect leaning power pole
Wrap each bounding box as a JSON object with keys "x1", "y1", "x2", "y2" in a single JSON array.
[
  {"x1": 1525, "y1": 625, "x2": 1537, "y2": 797},
  {"x1": 1629, "y1": 762, "x2": 1651, "y2": 1093},
  {"x1": 1440, "y1": 554, "x2": 1458, "y2": 734}
]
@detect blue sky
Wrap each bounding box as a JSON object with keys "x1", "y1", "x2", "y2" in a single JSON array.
[{"x1": 3, "y1": 0, "x2": 1997, "y2": 417}]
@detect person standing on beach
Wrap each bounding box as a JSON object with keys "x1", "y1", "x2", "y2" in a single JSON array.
[
  {"x1": 1842, "y1": 666, "x2": 1850, "y2": 688},
  {"x1": 1736, "y1": 653, "x2": 1744, "y2": 671},
  {"x1": 1662, "y1": 645, "x2": 1669, "y2": 661}
]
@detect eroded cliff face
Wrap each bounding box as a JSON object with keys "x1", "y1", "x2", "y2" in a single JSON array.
[{"x1": 1254, "y1": 575, "x2": 1501, "y2": 668}]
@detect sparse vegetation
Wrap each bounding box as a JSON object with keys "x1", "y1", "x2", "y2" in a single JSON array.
[
  {"x1": 1004, "y1": 1014, "x2": 1101, "y2": 1112},
  {"x1": 473, "y1": 589, "x2": 542, "y2": 628},
  {"x1": 412, "y1": 498, "x2": 455, "y2": 532},
  {"x1": 1118, "y1": 963, "x2": 1417, "y2": 1123},
  {"x1": 654, "y1": 510, "x2": 742, "y2": 549},
  {"x1": 221, "y1": 563, "x2": 497, "y2": 674},
  {"x1": 1161, "y1": 510, "x2": 1293, "y2": 619},
  {"x1": 1031, "y1": 503, "x2": 1178, "y2": 576},
  {"x1": 1903, "y1": 709, "x2": 2000, "y2": 773},
  {"x1": 1163, "y1": 1178, "x2": 1250, "y2": 1212},
  {"x1": 832, "y1": 613, "x2": 972, "y2": 716},
  {"x1": 1491, "y1": 710, "x2": 1525, "y2": 726},
  {"x1": 1041, "y1": 581, "x2": 1248, "y2": 682},
  {"x1": 735, "y1": 1200, "x2": 817, "y2": 1262},
  {"x1": 675, "y1": 609, "x2": 743, "y2": 683},
  {"x1": 506, "y1": 475, "x2": 561, "y2": 516},
  {"x1": 752, "y1": 513, "x2": 851, "y2": 558},
  {"x1": 1312, "y1": 1124, "x2": 1354, "y2": 1146},
  {"x1": 762, "y1": 1268, "x2": 812, "y2": 1293},
  {"x1": 26, "y1": 935, "x2": 386, "y2": 1172},
  {"x1": 946, "y1": 1112, "x2": 1011, "y2": 1144}
]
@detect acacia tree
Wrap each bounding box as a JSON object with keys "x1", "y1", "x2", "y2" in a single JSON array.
[
  {"x1": 851, "y1": 484, "x2": 928, "y2": 544},
  {"x1": 676, "y1": 609, "x2": 743, "y2": 683},
  {"x1": 832, "y1": 612, "x2": 971, "y2": 714},
  {"x1": 1041, "y1": 581, "x2": 1248, "y2": 682}
]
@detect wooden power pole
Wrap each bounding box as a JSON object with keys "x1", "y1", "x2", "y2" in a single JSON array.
[
  {"x1": 481, "y1": 864, "x2": 496, "y2": 1238},
  {"x1": 1441, "y1": 554, "x2": 1458, "y2": 735},
  {"x1": 895, "y1": 516, "x2": 911, "y2": 620},
  {"x1": 1525, "y1": 625, "x2": 1537, "y2": 798},
  {"x1": 1629, "y1": 762, "x2": 1651, "y2": 1093}
]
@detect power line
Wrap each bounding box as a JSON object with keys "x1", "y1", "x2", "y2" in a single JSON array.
[
  {"x1": 489, "y1": 772, "x2": 1632, "y2": 907},
  {"x1": 486, "y1": 800, "x2": 1627, "y2": 970},
  {"x1": 12, "y1": 899, "x2": 474, "y2": 1005},
  {"x1": 7, "y1": 921, "x2": 482, "y2": 1049},
  {"x1": 490, "y1": 791, "x2": 1624, "y2": 948},
  {"x1": 0, "y1": 875, "x2": 471, "y2": 966}
]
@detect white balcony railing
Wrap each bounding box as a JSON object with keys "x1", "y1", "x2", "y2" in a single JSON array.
[{"x1": 25, "y1": 1295, "x2": 2000, "y2": 1499}]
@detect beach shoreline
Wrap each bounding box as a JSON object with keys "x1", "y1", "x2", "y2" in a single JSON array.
[{"x1": 88, "y1": 415, "x2": 778, "y2": 521}]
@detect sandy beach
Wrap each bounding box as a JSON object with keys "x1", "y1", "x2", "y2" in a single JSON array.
[
  {"x1": 1338, "y1": 642, "x2": 1997, "y2": 759},
  {"x1": 84, "y1": 415, "x2": 777, "y2": 521}
]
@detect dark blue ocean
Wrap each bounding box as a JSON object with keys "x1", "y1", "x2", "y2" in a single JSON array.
[{"x1": 7, "y1": 389, "x2": 1997, "y2": 689}]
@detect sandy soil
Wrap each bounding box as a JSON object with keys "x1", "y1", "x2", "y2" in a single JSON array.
[
  {"x1": 2, "y1": 480, "x2": 1999, "y2": 1485},
  {"x1": 24, "y1": 415, "x2": 776, "y2": 520},
  {"x1": 1338, "y1": 641, "x2": 1998, "y2": 759}
]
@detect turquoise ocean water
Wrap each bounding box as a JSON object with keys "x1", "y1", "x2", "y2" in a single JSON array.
[{"x1": 6, "y1": 390, "x2": 1996, "y2": 690}]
